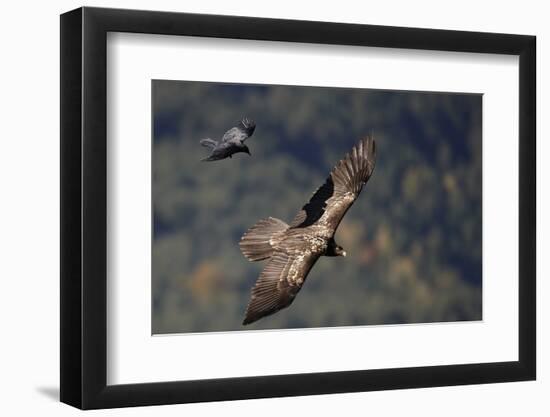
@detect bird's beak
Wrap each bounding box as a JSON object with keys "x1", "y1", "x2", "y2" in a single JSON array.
[{"x1": 342, "y1": 251, "x2": 347, "y2": 257}]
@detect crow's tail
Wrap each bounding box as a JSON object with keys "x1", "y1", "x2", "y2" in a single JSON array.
[{"x1": 200, "y1": 138, "x2": 217, "y2": 149}]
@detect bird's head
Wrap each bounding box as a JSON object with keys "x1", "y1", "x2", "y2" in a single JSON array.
[
  {"x1": 239, "y1": 118, "x2": 256, "y2": 135},
  {"x1": 334, "y1": 245, "x2": 347, "y2": 257},
  {"x1": 327, "y1": 239, "x2": 347, "y2": 257}
]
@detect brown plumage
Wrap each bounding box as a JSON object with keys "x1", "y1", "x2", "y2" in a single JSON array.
[{"x1": 239, "y1": 136, "x2": 377, "y2": 325}]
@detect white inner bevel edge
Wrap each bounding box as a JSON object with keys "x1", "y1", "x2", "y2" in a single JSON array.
[{"x1": 106, "y1": 32, "x2": 519, "y2": 385}]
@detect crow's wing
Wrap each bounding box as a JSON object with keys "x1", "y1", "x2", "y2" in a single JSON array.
[
  {"x1": 289, "y1": 136, "x2": 376, "y2": 230},
  {"x1": 221, "y1": 126, "x2": 248, "y2": 144},
  {"x1": 242, "y1": 250, "x2": 319, "y2": 325}
]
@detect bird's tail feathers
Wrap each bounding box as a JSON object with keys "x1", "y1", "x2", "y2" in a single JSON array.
[
  {"x1": 239, "y1": 217, "x2": 288, "y2": 262},
  {"x1": 200, "y1": 138, "x2": 218, "y2": 149}
]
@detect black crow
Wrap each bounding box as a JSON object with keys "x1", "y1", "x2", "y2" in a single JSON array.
[
  {"x1": 239, "y1": 137, "x2": 376, "y2": 325},
  {"x1": 200, "y1": 118, "x2": 256, "y2": 161}
]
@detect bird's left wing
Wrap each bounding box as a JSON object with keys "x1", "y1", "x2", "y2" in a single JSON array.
[
  {"x1": 243, "y1": 250, "x2": 319, "y2": 325},
  {"x1": 289, "y1": 136, "x2": 376, "y2": 230}
]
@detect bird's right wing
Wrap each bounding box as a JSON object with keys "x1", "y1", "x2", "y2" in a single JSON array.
[
  {"x1": 221, "y1": 127, "x2": 246, "y2": 143},
  {"x1": 289, "y1": 136, "x2": 376, "y2": 230},
  {"x1": 242, "y1": 250, "x2": 319, "y2": 325}
]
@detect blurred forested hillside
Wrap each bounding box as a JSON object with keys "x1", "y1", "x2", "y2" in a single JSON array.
[{"x1": 152, "y1": 80, "x2": 482, "y2": 334}]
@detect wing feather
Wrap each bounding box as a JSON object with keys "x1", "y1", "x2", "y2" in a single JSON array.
[
  {"x1": 220, "y1": 127, "x2": 243, "y2": 143},
  {"x1": 289, "y1": 136, "x2": 376, "y2": 230},
  {"x1": 242, "y1": 251, "x2": 318, "y2": 325}
]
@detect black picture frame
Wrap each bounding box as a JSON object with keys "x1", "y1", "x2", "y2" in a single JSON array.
[{"x1": 60, "y1": 6, "x2": 536, "y2": 410}]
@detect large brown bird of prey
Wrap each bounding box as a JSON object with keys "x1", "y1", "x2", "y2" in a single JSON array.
[{"x1": 239, "y1": 136, "x2": 376, "y2": 325}]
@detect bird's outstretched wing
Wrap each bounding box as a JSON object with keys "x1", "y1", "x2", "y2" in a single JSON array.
[
  {"x1": 221, "y1": 127, "x2": 243, "y2": 143},
  {"x1": 289, "y1": 136, "x2": 376, "y2": 230},
  {"x1": 242, "y1": 250, "x2": 319, "y2": 325},
  {"x1": 221, "y1": 118, "x2": 255, "y2": 143}
]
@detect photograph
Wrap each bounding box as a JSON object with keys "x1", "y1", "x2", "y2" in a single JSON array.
[
  {"x1": 152, "y1": 80, "x2": 482, "y2": 334},
  {"x1": 50, "y1": 2, "x2": 540, "y2": 413}
]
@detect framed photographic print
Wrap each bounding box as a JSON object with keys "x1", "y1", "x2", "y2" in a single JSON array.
[{"x1": 60, "y1": 6, "x2": 536, "y2": 409}]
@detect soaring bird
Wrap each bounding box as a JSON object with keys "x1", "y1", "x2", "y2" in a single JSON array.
[
  {"x1": 200, "y1": 118, "x2": 256, "y2": 161},
  {"x1": 239, "y1": 136, "x2": 376, "y2": 325}
]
